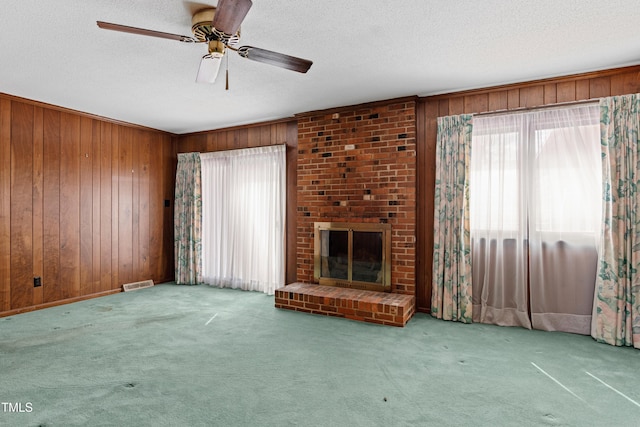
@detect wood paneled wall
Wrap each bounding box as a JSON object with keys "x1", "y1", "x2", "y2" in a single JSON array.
[
  {"x1": 4, "y1": 64, "x2": 640, "y2": 317},
  {"x1": 415, "y1": 65, "x2": 640, "y2": 313},
  {"x1": 0, "y1": 95, "x2": 176, "y2": 316},
  {"x1": 176, "y1": 119, "x2": 299, "y2": 284}
]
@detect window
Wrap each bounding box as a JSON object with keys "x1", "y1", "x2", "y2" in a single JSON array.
[
  {"x1": 470, "y1": 104, "x2": 601, "y2": 334},
  {"x1": 200, "y1": 145, "x2": 286, "y2": 295}
]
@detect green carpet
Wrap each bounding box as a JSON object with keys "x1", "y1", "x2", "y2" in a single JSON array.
[{"x1": 1, "y1": 283, "x2": 639, "y2": 426}]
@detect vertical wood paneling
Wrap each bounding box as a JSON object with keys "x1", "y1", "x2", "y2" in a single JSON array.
[
  {"x1": 0, "y1": 94, "x2": 176, "y2": 316},
  {"x1": 91, "y1": 120, "x2": 101, "y2": 294},
  {"x1": 276, "y1": 122, "x2": 288, "y2": 145},
  {"x1": 285, "y1": 121, "x2": 298, "y2": 284},
  {"x1": 610, "y1": 71, "x2": 640, "y2": 96},
  {"x1": 32, "y1": 107, "x2": 44, "y2": 306},
  {"x1": 270, "y1": 125, "x2": 278, "y2": 145},
  {"x1": 415, "y1": 99, "x2": 433, "y2": 312},
  {"x1": 161, "y1": 137, "x2": 176, "y2": 281},
  {"x1": 590, "y1": 77, "x2": 611, "y2": 98},
  {"x1": 507, "y1": 89, "x2": 520, "y2": 109},
  {"x1": 556, "y1": 81, "x2": 576, "y2": 102},
  {"x1": 79, "y1": 117, "x2": 93, "y2": 296},
  {"x1": 260, "y1": 125, "x2": 271, "y2": 146},
  {"x1": 235, "y1": 129, "x2": 247, "y2": 148},
  {"x1": 248, "y1": 127, "x2": 261, "y2": 147},
  {"x1": 139, "y1": 131, "x2": 151, "y2": 280},
  {"x1": 206, "y1": 132, "x2": 218, "y2": 151},
  {"x1": 119, "y1": 127, "x2": 133, "y2": 285},
  {"x1": 488, "y1": 91, "x2": 508, "y2": 112},
  {"x1": 148, "y1": 135, "x2": 163, "y2": 282},
  {"x1": 438, "y1": 99, "x2": 449, "y2": 117},
  {"x1": 449, "y1": 97, "x2": 464, "y2": 115},
  {"x1": 179, "y1": 136, "x2": 192, "y2": 153},
  {"x1": 0, "y1": 99, "x2": 11, "y2": 311},
  {"x1": 10, "y1": 102, "x2": 34, "y2": 309},
  {"x1": 192, "y1": 133, "x2": 208, "y2": 153},
  {"x1": 419, "y1": 100, "x2": 438, "y2": 312},
  {"x1": 576, "y1": 80, "x2": 590, "y2": 100},
  {"x1": 43, "y1": 109, "x2": 61, "y2": 303},
  {"x1": 100, "y1": 122, "x2": 112, "y2": 293},
  {"x1": 415, "y1": 100, "x2": 427, "y2": 301},
  {"x1": 464, "y1": 94, "x2": 488, "y2": 114},
  {"x1": 544, "y1": 84, "x2": 557, "y2": 105},
  {"x1": 226, "y1": 131, "x2": 235, "y2": 149},
  {"x1": 131, "y1": 130, "x2": 140, "y2": 280},
  {"x1": 224, "y1": 130, "x2": 233, "y2": 149},
  {"x1": 111, "y1": 125, "x2": 120, "y2": 289},
  {"x1": 60, "y1": 112, "x2": 81, "y2": 299},
  {"x1": 520, "y1": 85, "x2": 544, "y2": 108},
  {"x1": 215, "y1": 132, "x2": 226, "y2": 150}
]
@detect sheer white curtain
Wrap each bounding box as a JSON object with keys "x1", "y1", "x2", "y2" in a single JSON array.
[
  {"x1": 470, "y1": 104, "x2": 601, "y2": 334},
  {"x1": 200, "y1": 145, "x2": 286, "y2": 295}
]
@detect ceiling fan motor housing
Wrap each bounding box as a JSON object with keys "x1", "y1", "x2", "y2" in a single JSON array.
[
  {"x1": 208, "y1": 40, "x2": 225, "y2": 58},
  {"x1": 191, "y1": 8, "x2": 240, "y2": 46}
]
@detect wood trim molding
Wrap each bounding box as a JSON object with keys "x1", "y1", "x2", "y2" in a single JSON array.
[
  {"x1": 0, "y1": 92, "x2": 176, "y2": 135},
  {"x1": 0, "y1": 289, "x2": 122, "y2": 318},
  {"x1": 422, "y1": 64, "x2": 640, "y2": 101},
  {"x1": 179, "y1": 117, "x2": 297, "y2": 138}
]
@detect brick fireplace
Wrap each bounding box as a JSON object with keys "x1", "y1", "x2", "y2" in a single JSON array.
[{"x1": 275, "y1": 97, "x2": 417, "y2": 326}]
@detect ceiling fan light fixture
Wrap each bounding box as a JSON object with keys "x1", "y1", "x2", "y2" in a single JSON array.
[{"x1": 196, "y1": 54, "x2": 223, "y2": 83}]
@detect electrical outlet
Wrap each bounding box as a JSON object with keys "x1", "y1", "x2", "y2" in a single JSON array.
[{"x1": 34, "y1": 277, "x2": 42, "y2": 287}]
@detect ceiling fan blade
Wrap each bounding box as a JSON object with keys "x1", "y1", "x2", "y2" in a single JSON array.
[
  {"x1": 97, "y1": 21, "x2": 198, "y2": 43},
  {"x1": 212, "y1": 0, "x2": 253, "y2": 35},
  {"x1": 237, "y1": 46, "x2": 312, "y2": 73},
  {"x1": 196, "y1": 55, "x2": 223, "y2": 83}
]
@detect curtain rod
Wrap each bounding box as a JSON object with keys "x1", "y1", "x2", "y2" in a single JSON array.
[{"x1": 473, "y1": 99, "x2": 599, "y2": 118}]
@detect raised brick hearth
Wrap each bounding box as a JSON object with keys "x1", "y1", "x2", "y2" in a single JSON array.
[{"x1": 275, "y1": 283, "x2": 415, "y2": 327}]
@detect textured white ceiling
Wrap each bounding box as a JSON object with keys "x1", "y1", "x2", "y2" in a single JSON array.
[{"x1": 1, "y1": 0, "x2": 639, "y2": 134}]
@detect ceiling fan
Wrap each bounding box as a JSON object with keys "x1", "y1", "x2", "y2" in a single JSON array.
[{"x1": 97, "y1": 0, "x2": 312, "y2": 85}]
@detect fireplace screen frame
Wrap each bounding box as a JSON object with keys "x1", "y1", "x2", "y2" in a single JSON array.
[{"x1": 313, "y1": 222, "x2": 392, "y2": 292}]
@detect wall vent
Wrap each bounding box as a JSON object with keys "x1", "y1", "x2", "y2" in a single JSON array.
[{"x1": 122, "y1": 280, "x2": 154, "y2": 292}]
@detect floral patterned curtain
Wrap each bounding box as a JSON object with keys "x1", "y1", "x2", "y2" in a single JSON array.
[
  {"x1": 174, "y1": 153, "x2": 202, "y2": 285},
  {"x1": 592, "y1": 94, "x2": 640, "y2": 348},
  {"x1": 431, "y1": 114, "x2": 474, "y2": 322}
]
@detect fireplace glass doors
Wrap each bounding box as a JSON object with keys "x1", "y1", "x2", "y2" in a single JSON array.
[{"x1": 314, "y1": 222, "x2": 391, "y2": 291}]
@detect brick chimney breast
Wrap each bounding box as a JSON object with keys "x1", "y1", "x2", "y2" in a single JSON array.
[{"x1": 296, "y1": 99, "x2": 417, "y2": 296}]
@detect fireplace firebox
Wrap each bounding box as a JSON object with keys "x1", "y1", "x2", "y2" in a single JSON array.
[{"x1": 313, "y1": 222, "x2": 391, "y2": 292}]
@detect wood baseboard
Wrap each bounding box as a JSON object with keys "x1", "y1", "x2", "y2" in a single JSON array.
[{"x1": 0, "y1": 289, "x2": 122, "y2": 318}]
